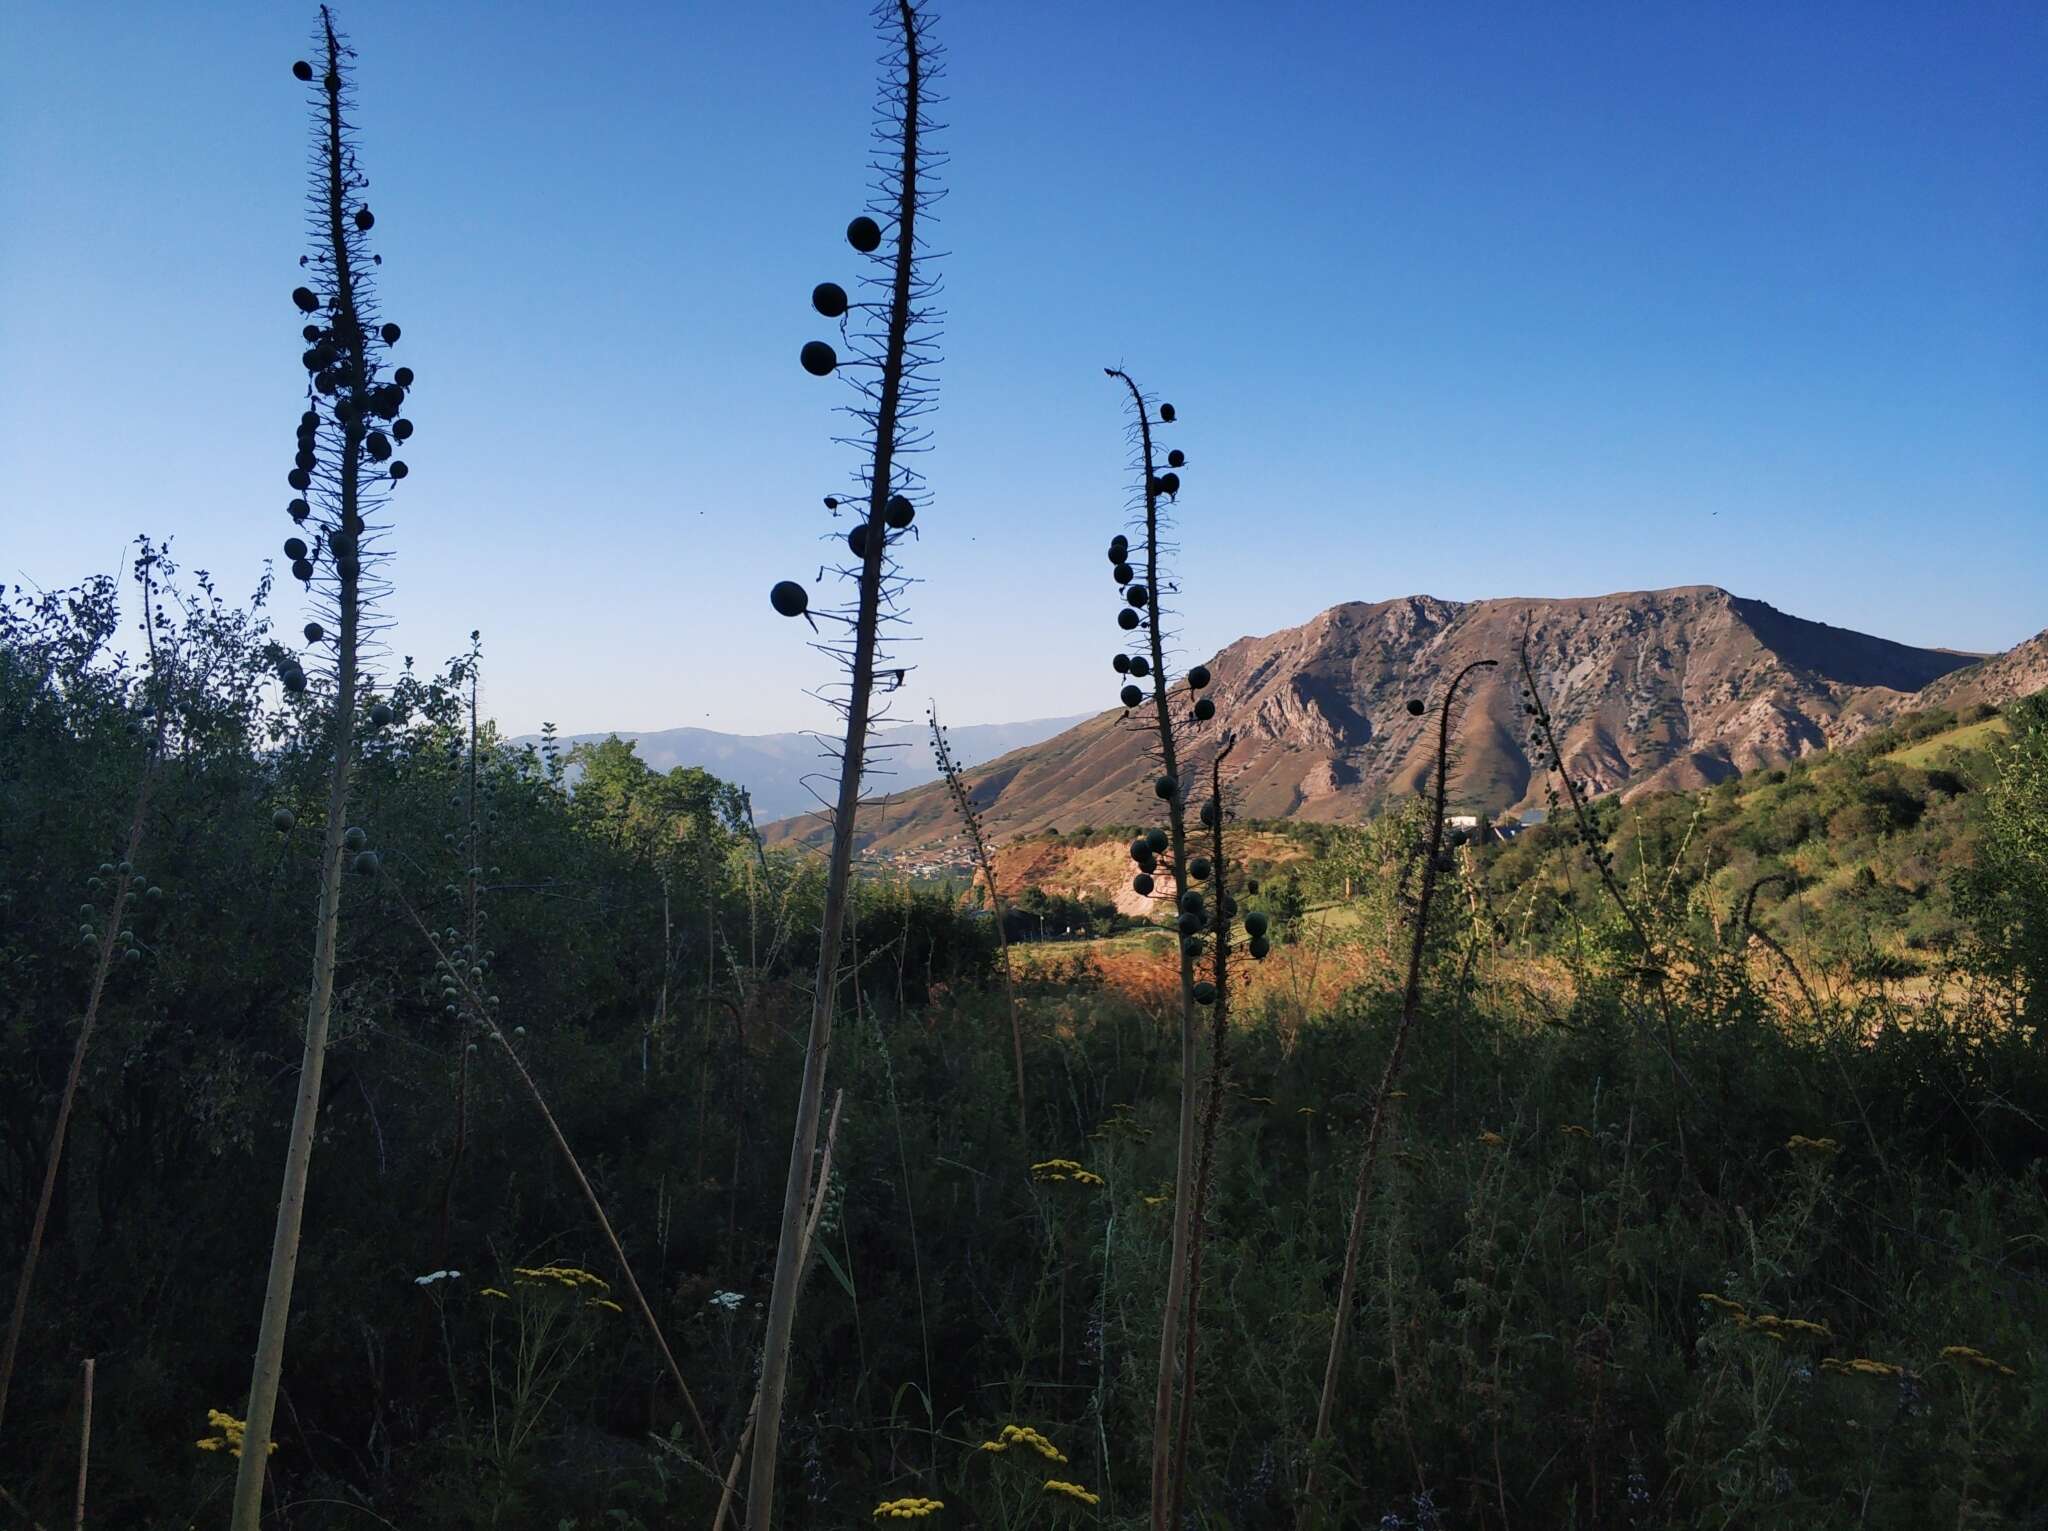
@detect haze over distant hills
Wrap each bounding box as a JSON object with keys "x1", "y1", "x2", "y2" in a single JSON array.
[
  {"x1": 513, "y1": 715, "x2": 1090, "y2": 823},
  {"x1": 758, "y1": 586, "x2": 2044, "y2": 856}
]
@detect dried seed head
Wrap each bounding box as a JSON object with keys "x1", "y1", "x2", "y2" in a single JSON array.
[
  {"x1": 1112, "y1": 562, "x2": 1134, "y2": 585},
  {"x1": 1188, "y1": 665, "x2": 1211, "y2": 690},
  {"x1": 392, "y1": 418, "x2": 413, "y2": 440},
  {"x1": 1120, "y1": 684, "x2": 1143, "y2": 709},
  {"x1": 769, "y1": 580, "x2": 810, "y2": 619},
  {"x1": 1118, "y1": 609, "x2": 1140, "y2": 631},
  {"x1": 284, "y1": 538, "x2": 308, "y2": 561},
  {"x1": 1128, "y1": 656, "x2": 1150, "y2": 678},
  {"x1": 1126, "y1": 584, "x2": 1149, "y2": 608},
  {"x1": 1244, "y1": 910, "x2": 1269, "y2": 937},
  {"x1": 800, "y1": 341, "x2": 838, "y2": 377},
  {"x1": 293, "y1": 60, "x2": 313, "y2": 81},
  {"x1": 292, "y1": 286, "x2": 319, "y2": 313},
  {"x1": 1188, "y1": 856, "x2": 1211, "y2": 881},
  {"x1": 302, "y1": 621, "x2": 323, "y2": 643},
  {"x1": 1159, "y1": 403, "x2": 1176, "y2": 422},
  {"x1": 344, "y1": 827, "x2": 368, "y2": 851},
  {"x1": 351, "y1": 850, "x2": 380, "y2": 875},
  {"x1": 380, "y1": 322, "x2": 400, "y2": 344},
  {"x1": 1145, "y1": 829, "x2": 1169, "y2": 853},
  {"x1": 1406, "y1": 698, "x2": 1425, "y2": 716},
  {"x1": 1193, "y1": 697, "x2": 1216, "y2": 722},
  {"x1": 846, "y1": 216, "x2": 883, "y2": 253},
  {"x1": 1193, "y1": 980, "x2": 1217, "y2": 1005},
  {"x1": 812, "y1": 282, "x2": 849, "y2": 318},
  {"x1": 1133, "y1": 873, "x2": 1154, "y2": 895},
  {"x1": 273, "y1": 808, "x2": 296, "y2": 833},
  {"x1": 287, "y1": 498, "x2": 310, "y2": 522},
  {"x1": 1249, "y1": 935, "x2": 1271, "y2": 960},
  {"x1": 291, "y1": 558, "x2": 314, "y2": 582},
  {"x1": 394, "y1": 366, "x2": 414, "y2": 387},
  {"x1": 354, "y1": 207, "x2": 374, "y2": 232},
  {"x1": 1156, "y1": 471, "x2": 1180, "y2": 497},
  {"x1": 288, "y1": 468, "x2": 311, "y2": 492},
  {"x1": 1108, "y1": 535, "x2": 1129, "y2": 562},
  {"x1": 368, "y1": 702, "x2": 393, "y2": 726},
  {"x1": 1154, "y1": 775, "x2": 1177, "y2": 801},
  {"x1": 1166, "y1": 449, "x2": 1185, "y2": 468},
  {"x1": 1113, "y1": 654, "x2": 1131, "y2": 674},
  {"x1": 886, "y1": 495, "x2": 915, "y2": 529},
  {"x1": 388, "y1": 461, "x2": 408, "y2": 480}
]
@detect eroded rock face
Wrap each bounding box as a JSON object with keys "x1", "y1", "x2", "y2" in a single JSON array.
[{"x1": 768, "y1": 587, "x2": 1999, "y2": 856}]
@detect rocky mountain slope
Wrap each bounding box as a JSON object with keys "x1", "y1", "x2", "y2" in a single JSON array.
[{"x1": 768, "y1": 587, "x2": 2029, "y2": 855}]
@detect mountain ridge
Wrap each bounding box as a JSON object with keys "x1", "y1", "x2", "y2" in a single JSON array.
[{"x1": 760, "y1": 585, "x2": 2041, "y2": 856}]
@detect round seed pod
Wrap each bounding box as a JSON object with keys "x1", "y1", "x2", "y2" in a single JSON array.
[
  {"x1": 1117, "y1": 609, "x2": 1140, "y2": 631},
  {"x1": 1145, "y1": 829, "x2": 1169, "y2": 854},
  {"x1": 1126, "y1": 584, "x2": 1149, "y2": 608},
  {"x1": 1129, "y1": 837, "x2": 1151, "y2": 861},
  {"x1": 1193, "y1": 697, "x2": 1216, "y2": 722},
  {"x1": 1406, "y1": 698, "x2": 1425, "y2": 716},
  {"x1": 323, "y1": 70, "x2": 339, "y2": 91},
  {"x1": 1132, "y1": 873, "x2": 1154, "y2": 896},
  {"x1": 291, "y1": 558, "x2": 313, "y2": 582},
  {"x1": 393, "y1": 418, "x2": 413, "y2": 441},
  {"x1": 1134, "y1": 848, "x2": 1156, "y2": 874},
  {"x1": 1182, "y1": 936, "x2": 1204, "y2": 959},
  {"x1": 823, "y1": 496, "x2": 840, "y2": 510},
  {"x1": 847, "y1": 216, "x2": 882, "y2": 252},
  {"x1": 847, "y1": 522, "x2": 873, "y2": 558},
  {"x1": 301, "y1": 346, "x2": 330, "y2": 372},
  {"x1": 1247, "y1": 879, "x2": 1260, "y2": 894},
  {"x1": 80, "y1": 904, "x2": 96, "y2": 919},
  {"x1": 355, "y1": 207, "x2": 374, "y2": 232},
  {"x1": 373, "y1": 385, "x2": 404, "y2": 417},
  {"x1": 295, "y1": 449, "x2": 316, "y2": 472},
  {"x1": 293, "y1": 60, "x2": 313, "y2": 81},
  {"x1": 1188, "y1": 856, "x2": 1211, "y2": 881},
  {"x1": 117, "y1": 861, "x2": 132, "y2": 876},
  {"x1": 288, "y1": 468, "x2": 311, "y2": 492},
  {"x1": 80, "y1": 924, "x2": 97, "y2": 944},
  {"x1": 1179, "y1": 890, "x2": 1204, "y2": 914},
  {"x1": 394, "y1": 366, "x2": 414, "y2": 388},
  {"x1": 770, "y1": 580, "x2": 809, "y2": 618},
  {"x1": 1249, "y1": 935, "x2": 1272, "y2": 960},
  {"x1": 1112, "y1": 562, "x2": 1134, "y2": 585},
  {"x1": 273, "y1": 807, "x2": 296, "y2": 834},
  {"x1": 1244, "y1": 910, "x2": 1269, "y2": 937},
  {"x1": 1176, "y1": 912, "x2": 1202, "y2": 936},
  {"x1": 1157, "y1": 472, "x2": 1181, "y2": 497},
  {"x1": 1159, "y1": 403, "x2": 1177, "y2": 422},
  {"x1": 292, "y1": 286, "x2": 319, "y2": 313},
  {"x1": 388, "y1": 461, "x2": 408, "y2": 479},
  {"x1": 1220, "y1": 895, "x2": 1237, "y2": 917},
  {"x1": 800, "y1": 341, "x2": 838, "y2": 376},
  {"x1": 351, "y1": 850, "x2": 380, "y2": 875},
  {"x1": 1193, "y1": 981, "x2": 1217, "y2": 1005},
  {"x1": 1108, "y1": 535, "x2": 1129, "y2": 561},
  {"x1": 1120, "y1": 684, "x2": 1143, "y2": 709},
  {"x1": 885, "y1": 495, "x2": 915, "y2": 529},
  {"x1": 1200, "y1": 800, "x2": 1219, "y2": 827},
  {"x1": 302, "y1": 620, "x2": 323, "y2": 642},
  {"x1": 812, "y1": 282, "x2": 849, "y2": 317},
  {"x1": 369, "y1": 702, "x2": 393, "y2": 726},
  {"x1": 1154, "y1": 775, "x2": 1177, "y2": 800},
  {"x1": 1167, "y1": 449, "x2": 1186, "y2": 468},
  {"x1": 380, "y1": 322, "x2": 400, "y2": 344},
  {"x1": 330, "y1": 530, "x2": 357, "y2": 558},
  {"x1": 285, "y1": 538, "x2": 308, "y2": 561},
  {"x1": 1113, "y1": 654, "x2": 1131, "y2": 674},
  {"x1": 302, "y1": 324, "x2": 323, "y2": 343},
  {"x1": 344, "y1": 826, "x2": 368, "y2": 851},
  {"x1": 1188, "y1": 665, "x2": 1211, "y2": 690},
  {"x1": 146, "y1": 885, "x2": 162, "y2": 901},
  {"x1": 365, "y1": 431, "x2": 392, "y2": 461},
  {"x1": 1127, "y1": 656, "x2": 1150, "y2": 678}
]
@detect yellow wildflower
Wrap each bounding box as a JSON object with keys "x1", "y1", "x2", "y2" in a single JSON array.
[
  {"x1": 587, "y1": 1297, "x2": 623, "y2": 1314},
  {"x1": 1698, "y1": 1292, "x2": 1748, "y2": 1320},
  {"x1": 1785, "y1": 1135, "x2": 1840, "y2": 1156},
  {"x1": 871, "y1": 1496, "x2": 944, "y2": 1519},
  {"x1": 1296, "y1": 1106, "x2": 1317, "y2": 1116},
  {"x1": 1388, "y1": 1091, "x2": 1407, "y2": 1101},
  {"x1": 512, "y1": 1264, "x2": 610, "y2": 1291},
  {"x1": 1821, "y1": 1357, "x2": 1904, "y2": 1379},
  {"x1": 978, "y1": 1423, "x2": 1067, "y2": 1464},
  {"x1": 195, "y1": 1408, "x2": 277, "y2": 1458},
  {"x1": 1942, "y1": 1345, "x2": 2017, "y2": 1377},
  {"x1": 481, "y1": 1287, "x2": 510, "y2": 1300},
  {"x1": 1561, "y1": 1124, "x2": 1592, "y2": 1139},
  {"x1": 1044, "y1": 1479, "x2": 1101, "y2": 1505},
  {"x1": 1478, "y1": 1130, "x2": 1506, "y2": 1148},
  {"x1": 1030, "y1": 1158, "x2": 1103, "y2": 1187}
]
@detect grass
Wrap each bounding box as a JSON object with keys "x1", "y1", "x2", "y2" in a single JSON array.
[{"x1": 1884, "y1": 714, "x2": 2009, "y2": 768}]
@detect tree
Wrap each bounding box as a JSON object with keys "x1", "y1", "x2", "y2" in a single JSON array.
[{"x1": 1957, "y1": 692, "x2": 2048, "y2": 1037}]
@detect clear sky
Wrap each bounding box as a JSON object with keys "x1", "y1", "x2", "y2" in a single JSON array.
[{"x1": 4, "y1": 1, "x2": 2043, "y2": 740}]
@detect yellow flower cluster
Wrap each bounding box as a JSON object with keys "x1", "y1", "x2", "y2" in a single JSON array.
[
  {"x1": 1697, "y1": 1293, "x2": 1830, "y2": 1340},
  {"x1": 1477, "y1": 1130, "x2": 1506, "y2": 1148},
  {"x1": 1030, "y1": 1159, "x2": 1105, "y2": 1187},
  {"x1": 481, "y1": 1287, "x2": 511, "y2": 1300},
  {"x1": 1296, "y1": 1105, "x2": 1317, "y2": 1116},
  {"x1": 978, "y1": 1423, "x2": 1067, "y2": 1464},
  {"x1": 1044, "y1": 1479, "x2": 1101, "y2": 1505},
  {"x1": 512, "y1": 1264, "x2": 610, "y2": 1292},
  {"x1": 872, "y1": 1496, "x2": 944, "y2": 1519},
  {"x1": 1560, "y1": 1124, "x2": 1592, "y2": 1139},
  {"x1": 1785, "y1": 1135, "x2": 1840, "y2": 1155},
  {"x1": 1141, "y1": 1191, "x2": 1173, "y2": 1208},
  {"x1": 587, "y1": 1297, "x2": 624, "y2": 1314},
  {"x1": 1942, "y1": 1345, "x2": 2017, "y2": 1377},
  {"x1": 195, "y1": 1408, "x2": 277, "y2": 1458},
  {"x1": 1822, "y1": 1357, "x2": 1905, "y2": 1379}
]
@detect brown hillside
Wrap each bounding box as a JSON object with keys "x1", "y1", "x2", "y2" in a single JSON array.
[{"x1": 772, "y1": 586, "x2": 1985, "y2": 856}]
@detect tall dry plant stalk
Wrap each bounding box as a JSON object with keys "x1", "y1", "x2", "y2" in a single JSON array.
[
  {"x1": 1304, "y1": 658, "x2": 1495, "y2": 1513},
  {"x1": 0, "y1": 547, "x2": 170, "y2": 1443},
  {"x1": 754, "y1": 4, "x2": 942, "y2": 1522},
  {"x1": 233, "y1": 11, "x2": 420, "y2": 1521},
  {"x1": 1098, "y1": 369, "x2": 1252, "y2": 1528},
  {"x1": 929, "y1": 703, "x2": 1026, "y2": 1140}
]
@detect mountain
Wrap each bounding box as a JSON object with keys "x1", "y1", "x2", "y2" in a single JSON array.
[
  {"x1": 1845, "y1": 627, "x2": 2048, "y2": 741},
  {"x1": 515, "y1": 714, "x2": 1089, "y2": 823},
  {"x1": 763, "y1": 586, "x2": 2012, "y2": 856}
]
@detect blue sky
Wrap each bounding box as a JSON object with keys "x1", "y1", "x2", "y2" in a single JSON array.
[{"x1": 4, "y1": 1, "x2": 2042, "y2": 740}]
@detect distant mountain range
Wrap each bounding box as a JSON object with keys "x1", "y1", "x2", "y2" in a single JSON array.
[
  {"x1": 512, "y1": 715, "x2": 1090, "y2": 823},
  {"x1": 754, "y1": 586, "x2": 2044, "y2": 856}
]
